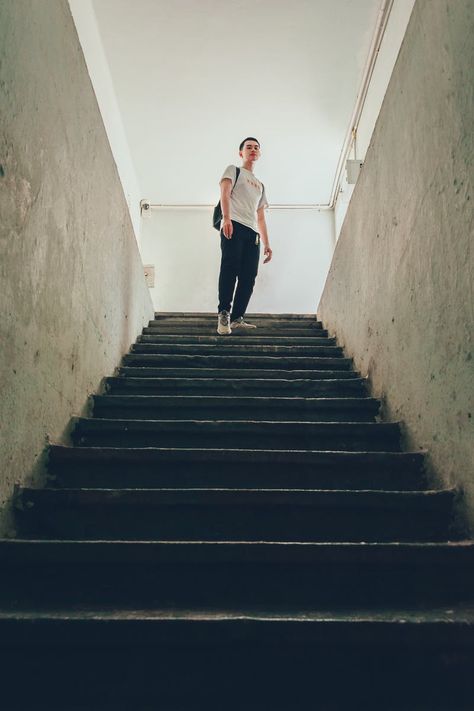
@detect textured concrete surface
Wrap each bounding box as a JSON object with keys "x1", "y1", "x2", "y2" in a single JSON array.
[
  {"x1": 319, "y1": 0, "x2": 474, "y2": 525},
  {"x1": 0, "y1": 0, "x2": 153, "y2": 534}
]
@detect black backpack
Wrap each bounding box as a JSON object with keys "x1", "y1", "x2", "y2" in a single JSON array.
[{"x1": 212, "y1": 167, "x2": 240, "y2": 230}]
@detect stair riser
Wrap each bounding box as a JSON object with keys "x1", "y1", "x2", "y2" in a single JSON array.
[
  {"x1": 151, "y1": 314, "x2": 321, "y2": 320},
  {"x1": 3, "y1": 641, "x2": 474, "y2": 711},
  {"x1": 48, "y1": 445, "x2": 426, "y2": 489},
  {"x1": 16, "y1": 507, "x2": 455, "y2": 542},
  {"x1": 117, "y1": 367, "x2": 360, "y2": 380},
  {"x1": 1, "y1": 563, "x2": 472, "y2": 608},
  {"x1": 131, "y1": 344, "x2": 343, "y2": 357},
  {"x1": 92, "y1": 405, "x2": 378, "y2": 423},
  {"x1": 140, "y1": 331, "x2": 331, "y2": 343},
  {"x1": 49, "y1": 466, "x2": 426, "y2": 491},
  {"x1": 148, "y1": 319, "x2": 323, "y2": 328},
  {"x1": 106, "y1": 378, "x2": 368, "y2": 397},
  {"x1": 122, "y1": 355, "x2": 352, "y2": 370},
  {"x1": 73, "y1": 431, "x2": 400, "y2": 451},
  {"x1": 146, "y1": 327, "x2": 327, "y2": 336},
  {"x1": 2, "y1": 640, "x2": 474, "y2": 709}
]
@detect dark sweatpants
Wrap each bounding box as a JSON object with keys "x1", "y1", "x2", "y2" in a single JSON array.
[{"x1": 217, "y1": 220, "x2": 260, "y2": 321}]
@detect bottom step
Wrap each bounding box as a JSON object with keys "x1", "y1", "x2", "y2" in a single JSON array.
[{"x1": 1, "y1": 606, "x2": 474, "y2": 709}]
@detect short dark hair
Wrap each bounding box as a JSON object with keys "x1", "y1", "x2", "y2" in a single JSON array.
[{"x1": 239, "y1": 137, "x2": 260, "y2": 151}]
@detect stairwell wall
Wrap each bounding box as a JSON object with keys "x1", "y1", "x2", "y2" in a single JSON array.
[
  {"x1": 318, "y1": 0, "x2": 474, "y2": 526},
  {"x1": 0, "y1": 0, "x2": 154, "y2": 535}
]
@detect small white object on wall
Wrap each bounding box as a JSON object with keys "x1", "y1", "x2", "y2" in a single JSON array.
[{"x1": 144, "y1": 265, "x2": 155, "y2": 288}]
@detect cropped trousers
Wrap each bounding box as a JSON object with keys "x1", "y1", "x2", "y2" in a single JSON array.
[{"x1": 217, "y1": 220, "x2": 260, "y2": 320}]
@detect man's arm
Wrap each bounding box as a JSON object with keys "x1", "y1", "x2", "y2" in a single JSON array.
[
  {"x1": 257, "y1": 207, "x2": 272, "y2": 263},
  {"x1": 220, "y1": 179, "x2": 233, "y2": 239}
]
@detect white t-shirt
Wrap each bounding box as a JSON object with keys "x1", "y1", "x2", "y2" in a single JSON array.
[{"x1": 219, "y1": 165, "x2": 269, "y2": 232}]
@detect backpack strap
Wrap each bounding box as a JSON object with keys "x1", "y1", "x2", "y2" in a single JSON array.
[{"x1": 231, "y1": 166, "x2": 240, "y2": 193}]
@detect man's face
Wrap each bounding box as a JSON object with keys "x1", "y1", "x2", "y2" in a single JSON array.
[{"x1": 240, "y1": 141, "x2": 261, "y2": 163}]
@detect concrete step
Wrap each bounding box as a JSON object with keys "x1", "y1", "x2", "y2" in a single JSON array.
[
  {"x1": 147, "y1": 326, "x2": 330, "y2": 337},
  {"x1": 15, "y1": 487, "x2": 458, "y2": 542},
  {"x1": 105, "y1": 375, "x2": 369, "y2": 397},
  {"x1": 150, "y1": 316, "x2": 323, "y2": 329},
  {"x1": 149, "y1": 328, "x2": 327, "y2": 341},
  {"x1": 48, "y1": 446, "x2": 427, "y2": 491},
  {"x1": 1, "y1": 606, "x2": 474, "y2": 708},
  {"x1": 131, "y1": 342, "x2": 343, "y2": 357},
  {"x1": 140, "y1": 331, "x2": 330, "y2": 342},
  {"x1": 71, "y1": 418, "x2": 402, "y2": 450},
  {"x1": 121, "y1": 353, "x2": 352, "y2": 370},
  {"x1": 117, "y1": 366, "x2": 360, "y2": 380},
  {"x1": 92, "y1": 395, "x2": 380, "y2": 422},
  {"x1": 154, "y1": 312, "x2": 319, "y2": 319},
  {"x1": 1, "y1": 540, "x2": 473, "y2": 608}
]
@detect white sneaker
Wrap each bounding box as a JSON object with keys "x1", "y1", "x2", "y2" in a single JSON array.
[
  {"x1": 230, "y1": 317, "x2": 257, "y2": 330},
  {"x1": 217, "y1": 310, "x2": 231, "y2": 335}
]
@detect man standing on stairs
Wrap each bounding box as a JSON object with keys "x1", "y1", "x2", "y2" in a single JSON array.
[{"x1": 217, "y1": 137, "x2": 272, "y2": 335}]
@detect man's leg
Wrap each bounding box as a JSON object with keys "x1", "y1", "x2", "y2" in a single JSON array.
[
  {"x1": 218, "y1": 222, "x2": 243, "y2": 314},
  {"x1": 230, "y1": 231, "x2": 260, "y2": 322}
]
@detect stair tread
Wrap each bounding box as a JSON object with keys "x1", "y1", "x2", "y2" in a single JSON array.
[
  {"x1": 18, "y1": 487, "x2": 453, "y2": 506},
  {"x1": 151, "y1": 321, "x2": 322, "y2": 326},
  {"x1": 106, "y1": 377, "x2": 368, "y2": 395},
  {"x1": 122, "y1": 355, "x2": 352, "y2": 373},
  {"x1": 49, "y1": 444, "x2": 420, "y2": 462},
  {"x1": 124, "y1": 354, "x2": 348, "y2": 362},
  {"x1": 75, "y1": 418, "x2": 397, "y2": 429},
  {"x1": 117, "y1": 368, "x2": 360, "y2": 379},
  {"x1": 95, "y1": 394, "x2": 373, "y2": 401},
  {"x1": 154, "y1": 312, "x2": 320, "y2": 319},
  {"x1": 132, "y1": 344, "x2": 342, "y2": 354},
  {"x1": 2, "y1": 604, "x2": 474, "y2": 624},
  {"x1": 49, "y1": 445, "x2": 425, "y2": 468},
  {"x1": 2, "y1": 539, "x2": 472, "y2": 559},
  {"x1": 108, "y1": 376, "x2": 365, "y2": 383},
  {"x1": 94, "y1": 394, "x2": 377, "y2": 407},
  {"x1": 139, "y1": 334, "x2": 331, "y2": 343}
]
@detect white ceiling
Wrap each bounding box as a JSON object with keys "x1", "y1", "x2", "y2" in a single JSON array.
[{"x1": 92, "y1": 0, "x2": 384, "y2": 205}]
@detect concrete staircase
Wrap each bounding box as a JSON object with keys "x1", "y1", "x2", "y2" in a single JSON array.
[{"x1": 3, "y1": 313, "x2": 474, "y2": 709}]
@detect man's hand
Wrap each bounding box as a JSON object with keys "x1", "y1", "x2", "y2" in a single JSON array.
[
  {"x1": 222, "y1": 218, "x2": 233, "y2": 239},
  {"x1": 263, "y1": 246, "x2": 273, "y2": 264}
]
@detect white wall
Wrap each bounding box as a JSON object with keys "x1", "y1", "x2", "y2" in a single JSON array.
[
  {"x1": 335, "y1": 0, "x2": 416, "y2": 237},
  {"x1": 68, "y1": 0, "x2": 142, "y2": 239},
  {"x1": 91, "y1": 0, "x2": 383, "y2": 206},
  {"x1": 140, "y1": 208, "x2": 334, "y2": 314}
]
